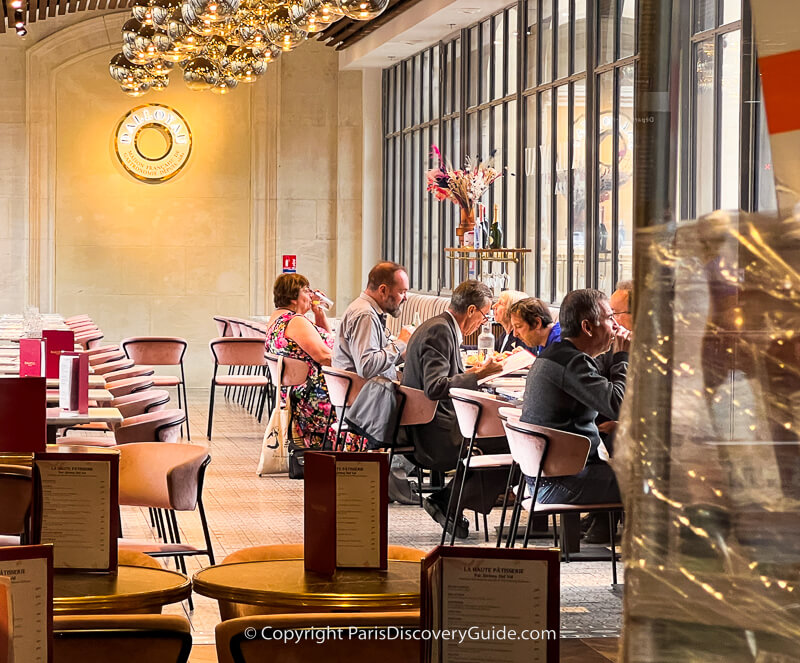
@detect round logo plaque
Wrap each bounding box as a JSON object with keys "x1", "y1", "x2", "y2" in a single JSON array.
[{"x1": 114, "y1": 104, "x2": 192, "y2": 183}]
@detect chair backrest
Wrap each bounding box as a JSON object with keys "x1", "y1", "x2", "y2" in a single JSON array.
[
  {"x1": 210, "y1": 338, "x2": 268, "y2": 367},
  {"x1": 216, "y1": 612, "x2": 420, "y2": 663},
  {"x1": 112, "y1": 390, "x2": 171, "y2": 418},
  {"x1": 449, "y1": 388, "x2": 506, "y2": 438},
  {"x1": 93, "y1": 358, "x2": 135, "y2": 375},
  {"x1": 0, "y1": 465, "x2": 32, "y2": 536},
  {"x1": 498, "y1": 406, "x2": 522, "y2": 422},
  {"x1": 265, "y1": 353, "x2": 310, "y2": 387},
  {"x1": 104, "y1": 366, "x2": 157, "y2": 383},
  {"x1": 114, "y1": 442, "x2": 210, "y2": 511},
  {"x1": 221, "y1": 544, "x2": 426, "y2": 565},
  {"x1": 322, "y1": 366, "x2": 367, "y2": 408},
  {"x1": 396, "y1": 385, "x2": 437, "y2": 426},
  {"x1": 502, "y1": 418, "x2": 590, "y2": 479},
  {"x1": 213, "y1": 316, "x2": 232, "y2": 337},
  {"x1": 88, "y1": 350, "x2": 125, "y2": 367},
  {"x1": 53, "y1": 614, "x2": 192, "y2": 663},
  {"x1": 107, "y1": 377, "x2": 155, "y2": 398},
  {"x1": 114, "y1": 409, "x2": 186, "y2": 445},
  {"x1": 122, "y1": 337, "x2": 188, "y2": 366}
]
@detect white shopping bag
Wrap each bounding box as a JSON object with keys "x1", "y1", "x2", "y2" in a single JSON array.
[{"x1": 257, "y1": 355, "x2": 290, "y2": 475}]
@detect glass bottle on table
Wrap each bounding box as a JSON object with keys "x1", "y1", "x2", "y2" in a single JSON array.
[
  {"x1": 489, "y1": 204, "x2": 503, "y2": 249},
  {"x1": 477, "y1": 323, "x2": 495, "y2": 363}
]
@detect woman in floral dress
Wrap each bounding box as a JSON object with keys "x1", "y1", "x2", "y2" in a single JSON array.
[{"x1": 265, "y1": 274, "x2": 334, "y2": 448}]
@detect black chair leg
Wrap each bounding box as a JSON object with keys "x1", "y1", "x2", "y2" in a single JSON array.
[
  {"x1": 496, "y1": 464, "x2": 516, "y2": 547},
  {"x1": 207, "y1": 384, "x2": 216, "y2": 440}
]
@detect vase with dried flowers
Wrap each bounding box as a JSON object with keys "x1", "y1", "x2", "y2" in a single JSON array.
[{"x1": 425, "y1": 145, "x2": 504, "y2": 246}]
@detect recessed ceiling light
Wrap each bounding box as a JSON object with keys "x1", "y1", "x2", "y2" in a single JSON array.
[{"x1": 459, "y1": 8, "x2": 482, "y2": 14}]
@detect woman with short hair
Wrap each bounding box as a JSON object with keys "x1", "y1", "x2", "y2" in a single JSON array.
[
  {"x1": 491, "y1": 290, "x2": 531, "y2": 352},
  {"x1": 265, "y1": 273, "x2": 333, "y2": 447}
]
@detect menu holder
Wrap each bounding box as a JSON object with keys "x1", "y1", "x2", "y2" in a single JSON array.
[
  {"x1": 0, "y1": 545, "x2": 53, "y2": 663},
  {"x1": 32, "y1": 451, "x2": 119, "y2": 574},
  {"x1": 41, "y1": 331, "x2": 74, "y2": 380},
  {"x1": 304, "y1": 451, "x2": 388, "y2": 575},
  {"x1": 19, "y1": 339, "x2": 46, "y2": 378},
  {"x1": 0, "y1": 377, "x2": 46, "y2": 454},
  {"x1": 57, "y1": 353, "x2": 88, "y2": 414},
  {"x1": 421, "y1": 546, "x2": 560, "y2": 663}
]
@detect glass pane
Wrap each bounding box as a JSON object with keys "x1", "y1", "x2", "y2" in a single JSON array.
[
  {"x1": 432, "y1": 46, "x2": 440, "y2": 119},
  {"x1": 573, "y1": 0, "x2": 586, "y2": 74},
  {"x1": 421, "y1": 50, "x2": 430, "y2": 124},
  {"x1": 403, "y1": 132, "x2": 413, "y2": 270},
  {"x1": 541, "y1": 0, "x2": 553, "y2": 83},
  {"x1": 469, "y1": 27, "x2": 480, "y2": 108},
  {"x1": 719, "y1": 31, "x2": 741, "y2": 210},
  {"x1": 393, "y1": 136, "x2": 400, "y2": 260},
  {"x1": 480, "y1": 108, "x2": 491, "y2": 158},
  {"x1": 405, "y1": 61, "x2": 413, "y2": 126},
  {"x1": 556, "y1": 0, "x2": 570, "y2": 79},
  {"x1": 385, "y1": 73, "x2": 393, "y2": 135},
  {"x1": 540, "y1": 89, "x2": 553, "y2": 300},
  {"x1": 524, "y1": 95, "x2": 537, "y2": 294},
  {"x1": 506, "y1": 101, "x2": 519, "y2": 260},
  {"x1": 572, "y1": 82, "x2": 586, "y2": 289},
  {"x1": 620, "y1": 0, "x2": 636, "y2": 58},
  {"x1": 694, "y1": 0, "x2": 715, "y2": 33},
  {"x1": 394, "y1": 67, "x2": 401, "y2": 131},
  {"x1": 618, "y1": 65, "x2": 635, "y2": 286},
  {"x1": 508, "y1": 6, "x2": 518, "y2": 96},
  {"x1": 413, "y1": 55, "x2": 422, "y2": 125},
  {"x1": 454, "y1": 37, "x2": 462, "y2": 110},
  {"x1": 694, "y1": 38, "x2": 715, "y2": 215},
  {"x1": 494, "y1": 14, "x2": 505, "y2": 99},
  {"x1": 555, "y1": 85, "x2": 569, "y2": 302},
  {"x1": 492, "y1": 105, "x2": 504, "y2": 244},
  {"x1": 756, "y1": 88, "x2": 777, "y2": 212},
  {"x1": 468, "y1": 111, "x2": 479, "y2": 158},
  {"x1": 430, "y1": 123, "x2": 441, "y2": 290},
  {"x1": 420, "y1": 130, "x2": 429, "y2": 290},
  {"x1": 384, "y1": 137, "x2": 394, "y2": 257},
  {"x1": 597, "y1": 70, "x2": 614, "y2": 295},
  {"x1": 526, "y1": 0, "x2": 538, "y2": 89},
  {"x1": 412, "y1": 131, "x2": 421, "y2": 285},
  {"x1": 598, "y1": 0, "x2": 615, "y2": 65},
  {"x1": 481, "y1": 20, "x2": 492, "y2": 105},
  {"x1": 723, "y1": 0, "x2": 741, "y2": 24}
]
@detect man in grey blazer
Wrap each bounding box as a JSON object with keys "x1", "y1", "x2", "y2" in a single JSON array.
[{"x1": 402, "y1": 280, "x2": 506, "y2": 539}]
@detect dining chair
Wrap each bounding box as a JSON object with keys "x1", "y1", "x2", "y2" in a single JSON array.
[
  {"x1": 500, "y1": 413, "x2": 622, "y2": 584},
  {"x1": 75, "y1": 330, "x2": 105, "y2": 350},
  {"x1": 121, "y1": 337, "x2": 191, "y2": 440},
  {"x1": 0, "y1": 464, "x2": 32, "y2": 545},
  {"x1": 116, "y1": 442, "x2": 215, "y2": 585},
  {"x1": 62, "y1": 409, "x2": 186, "y2": 447},
  {"x1": 216, "y1": 612, "x2": 420, "y2": 663},
  {"x1": 53, "y1": 614, "x2": 192, "y2": 663},
  {"x1": 207, "y1": 338, "x2": 270, "y2": 439},
  {"x1": 213, "y1": 316, "x2": 233, "y2": 337},
  {"x1": 93, "y1": 358, "x2": 135, "y2": 376},
  {"x1": 103, "y1": 365, "x2": 157, "y2": 383},
  {"x1": 444, "y1": 388, "x2": 515, "y2": 546},
  {"x1": 321, "y1": 366, "x2": 368, "y2": 449},
  {"x1": 88, "y1": 350, "x2": 126, "y2": 367},
  {"x1": 265, "y1": 352, "x2": 310, "y2": 446}
]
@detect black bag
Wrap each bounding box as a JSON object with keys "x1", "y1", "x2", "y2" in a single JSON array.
[{"x1": 288, "y1": 442, "x2": 305, "y2": 480}]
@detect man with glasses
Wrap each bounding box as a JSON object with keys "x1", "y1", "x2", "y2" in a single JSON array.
[
  {"x1": 519, "y1": 288, "x2": 630, "y2": 542},
  {"x1": 402, "y1": 280, "x2": 505, "y2": 539}
]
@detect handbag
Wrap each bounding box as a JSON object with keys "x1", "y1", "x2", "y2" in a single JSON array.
[
  {"x1": 287, "y1": 441, "x2": 306, "y2": 480},
  {"x1": 257, "y1": 356, "x2": 289, "y2": 476}
]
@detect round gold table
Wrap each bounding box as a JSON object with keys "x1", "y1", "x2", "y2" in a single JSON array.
[
  {"x1": 54, "y1": 564, "x2": 191, "y2": 614},
  {"x1": 192, "y1": 558, "x2": 420, "y2": 618}
]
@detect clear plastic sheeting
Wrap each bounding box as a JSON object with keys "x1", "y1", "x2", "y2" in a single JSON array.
[{"x1": 616, "y1": 209, "x2": 800, "y2": 661}]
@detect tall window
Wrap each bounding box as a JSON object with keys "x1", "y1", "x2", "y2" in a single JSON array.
[{"x1": 383, "y1": 0, "x2": 776, "y2": 300}]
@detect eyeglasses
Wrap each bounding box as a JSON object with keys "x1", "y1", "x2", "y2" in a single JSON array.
[{"x1": 476, "y1": 308, "x2": 490, "y2": 324}]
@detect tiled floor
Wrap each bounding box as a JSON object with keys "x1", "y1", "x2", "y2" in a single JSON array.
[{"x1": 119, "y1": 389, "x2": 622, "y2": 661}]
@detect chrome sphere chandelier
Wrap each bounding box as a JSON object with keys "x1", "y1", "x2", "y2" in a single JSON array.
[{"x1": 109, "y1": 0, "x2": 390, "y2": 96}]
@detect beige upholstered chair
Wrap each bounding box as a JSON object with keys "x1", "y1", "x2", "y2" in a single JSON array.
[
  {"x1": 53, "y1": 614, "x2": 192, "y2": 663},
  {"x1": 61, "y1": 409, "x2": 186, "y2": 447},
  {"x1": 216, "y1": 612, "x2": 420, "y2": 663},
  {"x1": 112, "y1": 390, "x2": 171, "y2": 418},
  {"x1": 0, "y1": 464, "x2": 32, "y2": 545},
  {"x1": 107, "y1": 377, "x2": 155, "y2": 398}
]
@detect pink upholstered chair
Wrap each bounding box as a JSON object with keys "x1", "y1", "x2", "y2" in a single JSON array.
[
  {"x1": 83, "y1": 344, "x2": 121, "y2": 358},
  {"x1": 121, "y1": 337, "x2": 191, "y2": 439},
  {"x1": 64, "y1": 314, "x2": 92, "y2": 325},
  {"x1": 103, "y1": 365, "x2": 156, "y2": 383},
  {"x1": 444, "y1": 388, "x2": 515, "y2": 546},
  {"x1": 500, "y1": 414, "x2": 622, "y2": 583},
  {"x1": 62, "y1": 409, "x2": 186, "y2": 447},
  {"x1": 321, "y1": 366, "x2": 367, "y2": 449},
  {"x1": 75, "y1": 330, "x2": 105, "y2": 349},
  {"x1": 112, "y1": 390, "x2": 171, "y2": 418},
  {"x1": 93, "y1": 358, "x2": 135, "y2": 375},
  {"x1": 88, "y1": 350, "x2": 126, "y2": 367},
  {"x1": 207, "y1": 338, "x2": 270, "y2": 439},
  {"x1": 213, "y1": 316, "x2": 233, "y2": 337}
]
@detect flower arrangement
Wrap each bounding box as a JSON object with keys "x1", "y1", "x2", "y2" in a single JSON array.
[{"x1": 425, "y1": 145, "x2": 504, "y2": 210}]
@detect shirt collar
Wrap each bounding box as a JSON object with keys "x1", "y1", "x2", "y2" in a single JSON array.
[
  {"x1": 359, "y1": 292, "x2": 383, "y2": 315},
  {"x1": 445, "y1": 310, "x2": 463, "y2": 347}
]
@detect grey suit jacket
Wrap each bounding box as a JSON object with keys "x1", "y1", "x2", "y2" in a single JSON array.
[{"x1": 401, "y1": 312, "x2": 479, "y2": 470}]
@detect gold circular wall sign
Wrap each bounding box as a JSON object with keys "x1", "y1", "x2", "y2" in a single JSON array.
[{"x1": 114, "y1": 104, "x2": 192, "y2": 183}]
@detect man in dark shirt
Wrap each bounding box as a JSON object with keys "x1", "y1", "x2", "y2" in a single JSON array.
[{"x1": 520, "y1": 289, "x2": 630, "y2": 511}]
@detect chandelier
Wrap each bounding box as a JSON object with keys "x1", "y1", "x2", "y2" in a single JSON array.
[{"x1": 109, "y1": 0, "x2": 390, "y2": 96}]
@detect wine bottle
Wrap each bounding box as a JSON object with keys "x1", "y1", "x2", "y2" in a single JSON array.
[{"x1": 489, "y1": 204, "x2": 503, "y2": 249}]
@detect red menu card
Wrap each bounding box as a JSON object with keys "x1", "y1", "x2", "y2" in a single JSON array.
[
  {"x1": 19, "y1": 339, "x2": 47, "y2": 377},
  {"x1": 0, "y1": 377, "x2": 46, "y2": 454},
  {"x1": 304, "y1": 452, "x2": 388, "y2": 575},
  {"x1": 41, "y1": 331, "x2": 74, "y2": 379}
]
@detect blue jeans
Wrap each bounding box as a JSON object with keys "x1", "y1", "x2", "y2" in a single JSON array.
[{"x1": 527, "y1": 463, "x2": 620, "y2": 505}]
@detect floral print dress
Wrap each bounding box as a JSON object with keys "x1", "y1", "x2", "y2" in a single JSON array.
[{"x1": 266, "y1": 311, "x2": 334, "y2": 448}]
